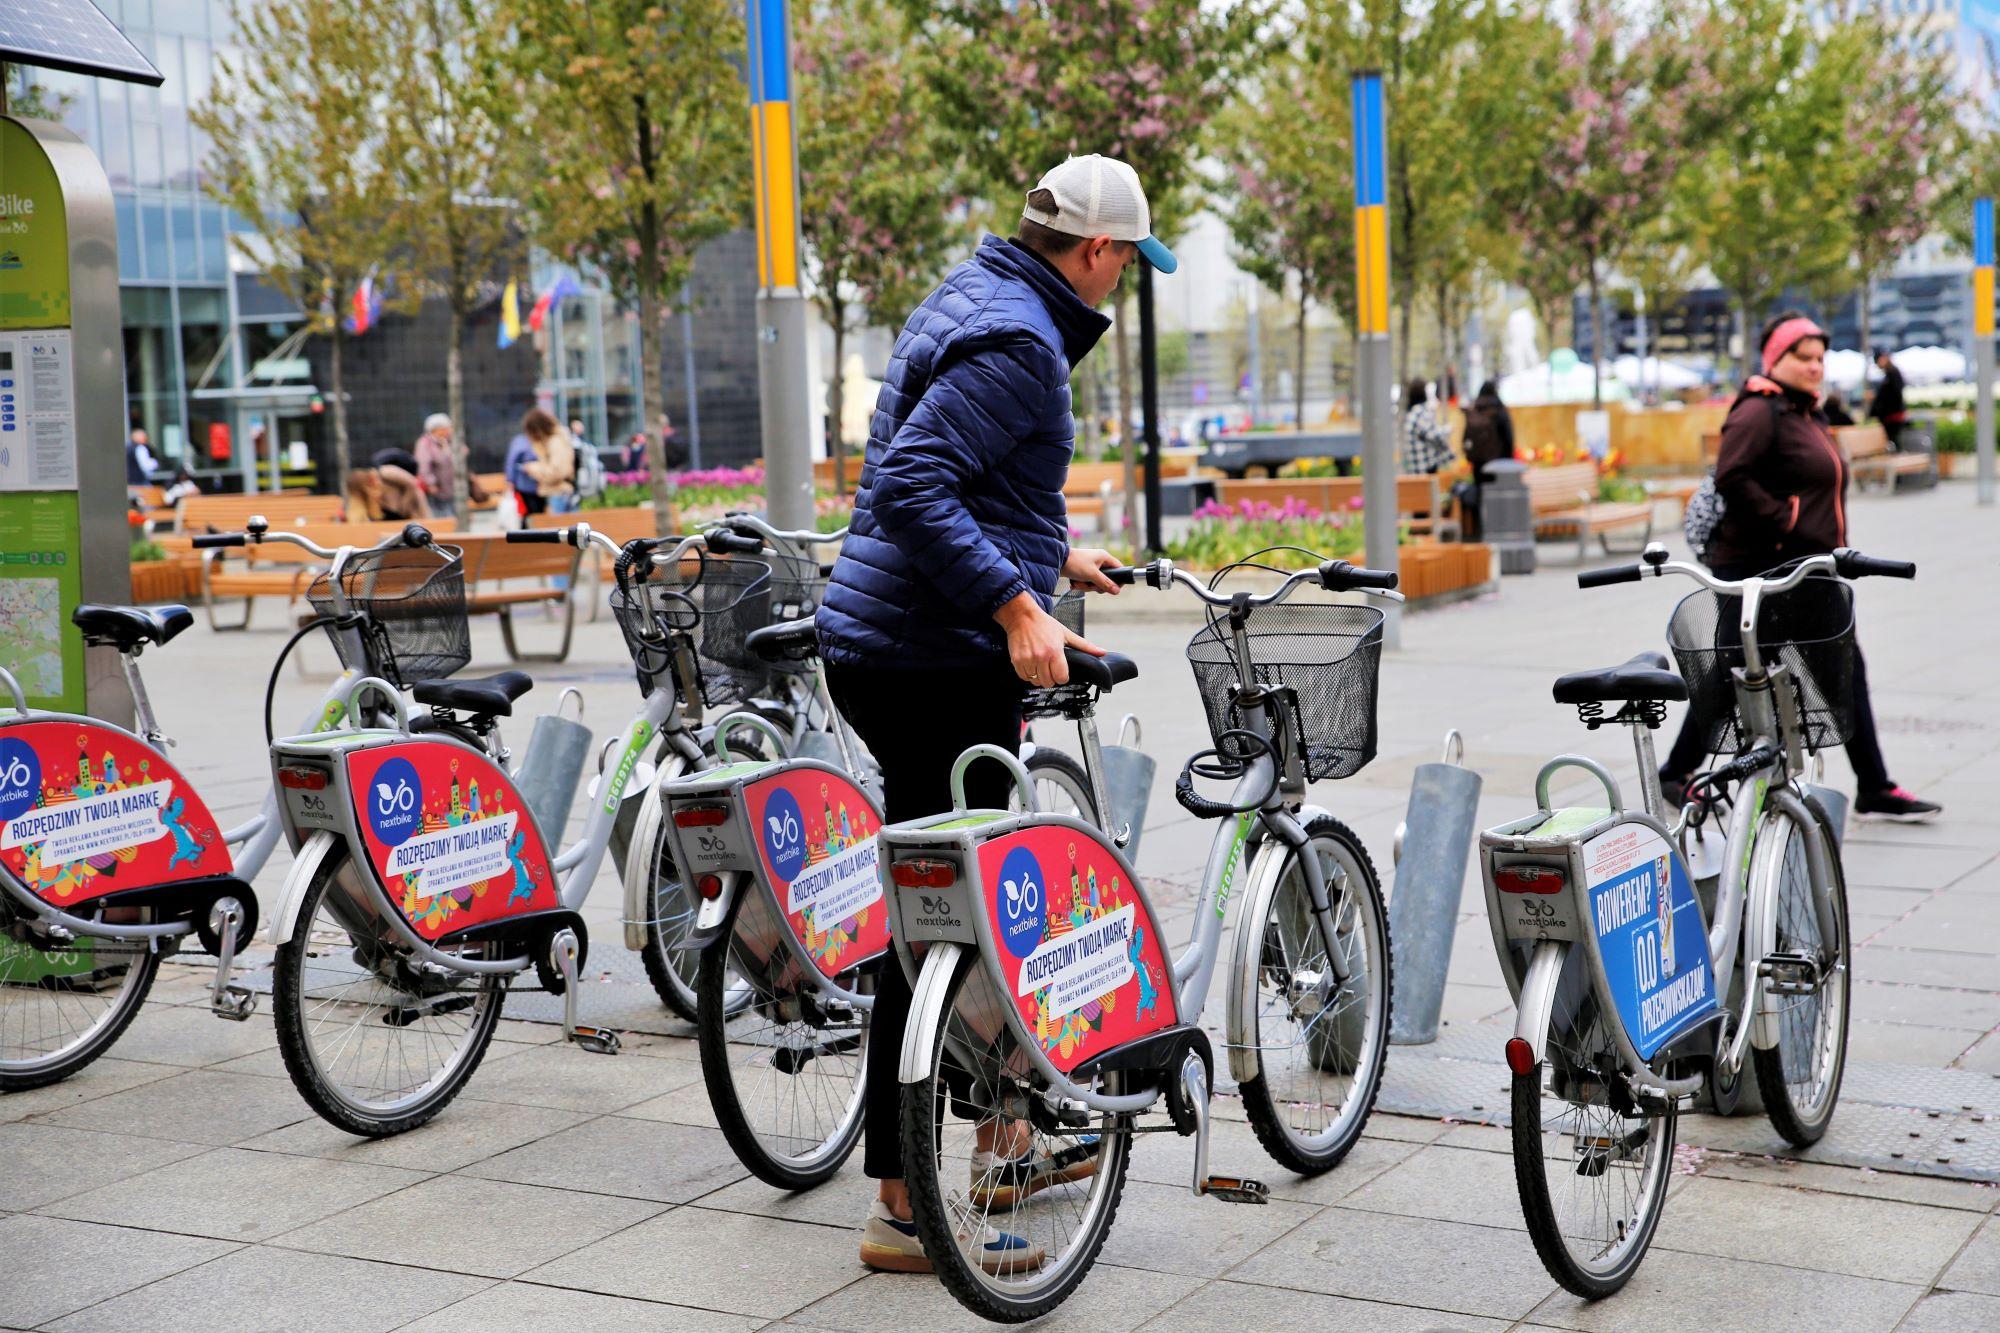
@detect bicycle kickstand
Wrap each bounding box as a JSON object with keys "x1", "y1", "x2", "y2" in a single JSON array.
[
  {"x1": 550, "y1": 928, "x2": 621, "y2": 1055},
  {"x1": 207, "y1": 898, "x2": 258, "y2": 1022},
  {"x1": 1174, "y1": 1052, "x2": 1269, "y2": 1205}
]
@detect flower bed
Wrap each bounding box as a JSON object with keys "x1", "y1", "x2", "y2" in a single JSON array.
[{"x1": 1163, "y1": 498, "x2": 1492, "y2": 603}]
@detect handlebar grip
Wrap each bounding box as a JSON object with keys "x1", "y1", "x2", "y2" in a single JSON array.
[
  {"x1": 191, "y1": 533, "x2": 245, "y2": 549},
  {"x1": 706, "y1": 529, "x2": 764, "y2": 555},
  {"x1": 400, "y1": 524, "x2": 434, "y2": 548},
  {"x1": 1834, "y1": 548, "x2": 1916, "y2": 580},
  {"x1": 1578, "y1": 564, "x2": 1643, "y2": 589},
  {"x1": 1319, "y1": 559, "x2": 1398, "y2": 592},
  {"x1": 506, "y1": 529, "x2": 564, "y2": 544},
  {"x1": 1104, "y1": 565, "x2": 1138, "y2": 586}
]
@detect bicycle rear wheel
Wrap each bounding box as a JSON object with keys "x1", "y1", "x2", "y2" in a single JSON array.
[
  {"x1": 1751, "y1": 800, "x2": 1849, "y2": 1147},
  {"x1": 0, "y1": 912, "x2": 158, "y2": 1092},
  {"x1": 695, "y1": 922, "x2": 869, "y2": 1189},
  {"x1": 901, "y1": 956, "x2": 1131, "y2": 1322},
  {"x1": 1019, "y1": 750, "x2": 1099, "y2": 825},
  {"x1": 632, "y1": 769, "x2": 750, "y2": 1023},
  {"x1": 272, "y1": 850, "x2": 505, "y2": 1136},
  {"x1": 1512, "y1": 990, "x2": 1677, "y2": 1299},
  {"x1": 1238, "y1": 814, "x2": 1390, "y2": 1173}
]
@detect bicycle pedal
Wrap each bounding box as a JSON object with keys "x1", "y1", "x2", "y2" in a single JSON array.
[
  {"x1": 210, "y1": 985, "x2": 257, "y2": 1022},
  {"x1": 1758, "y1": 951, "x2": 1823, "y2": 995},
  {"x1": 568, "y1": 1025, "x2": 621, "y2": 1055},
  {"x1": 1199, "y1": 1175, "x2": 1270, "y2": 1204}
]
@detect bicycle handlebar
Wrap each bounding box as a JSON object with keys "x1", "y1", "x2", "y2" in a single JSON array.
[
  {"x1": 505, "y1": 529, "x2": 564, "y2": 544},
  {"x1": 704, "y1": 527, "x2": 765, "y2": 555},
  {"x1": 1581, "y1": 542, "x2": 1916, "y2": 595},
  {"x1": 191, "y1": 533, "x2": 245, "y2": 549},
  {"x1": 1577, "y1": 563, "x2": 1644, "y2": 589},
  {"x1": 196, "y1": 517, "x2": 438, "y2": 561},
  {"x1": 1102, "y1": 557, "x2": 1404, "y2": 605},
  {"x1": 720, "y1": 511, "x2": 850, "y2": 544},
  {"x1": 1834, "y1": 548, "x2": 1916, "y2": 580}
]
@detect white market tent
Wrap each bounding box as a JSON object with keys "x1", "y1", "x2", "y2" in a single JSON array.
[{"x1": 1824, "y1": 345, "x2": 1966, "y2": 391}]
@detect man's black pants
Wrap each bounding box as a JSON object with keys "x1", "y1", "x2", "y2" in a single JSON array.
[{"x1": 825, "y1": 658, "x2": 1024, "y2": 1180}]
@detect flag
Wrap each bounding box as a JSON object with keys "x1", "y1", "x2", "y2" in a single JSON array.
[
  {"x1": 527, "y1": 273, "x2": 581, "y2": 334},
  {"x1": 498, "y1": 279, "x2": 522, "y2": 349},
  {"x1": 345, "y1": 273, "x2": 381, "y2": 336}
]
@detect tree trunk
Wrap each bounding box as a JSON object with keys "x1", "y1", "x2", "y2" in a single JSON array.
[
  {"x1": 1857, "y1": 272, "x2": 1874, "y2": 406},
  {"x1": 1293, "y1": 294, "x2": 1309, "y2": 430},
  {"x1": 636, "y1": 279, "x2": 675, "y2": 536},
  {"x1": 1588, "y1": 263, "x2": 1603, "y2": 407},
  {"x1": 1738, "y1": 300, "x2": 1753, "y2": 382},
  {"x1": 328, "y1": 326, "x2": 350, "y2": 504},
  {"x1": 1114, "y1": 288, "x2": 1137, "y2": 540},
  {"x1": 1396, "y1": 292, "x2": 1413, "y2": 392},
  {"x1": 447, "y1": 303, "x2": 469, "y2": 522},
  {"x1": 829, "y1": 304, "x2": 848, "y2": 495}
]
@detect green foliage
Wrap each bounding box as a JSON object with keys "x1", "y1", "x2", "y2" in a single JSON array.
[
  {"x1": 1597, "y1": 475, "x2": 1648, "y2": 503},
  {"x1": 129, "y1": 538, "x2": 166, "y2": 564},
  {"x1": 1167, "y1": 500, "x2": 1365, "y2": 570},
  {"x1": 1932, "y1": 418, "x2": 1975, "y2": 454},
  {"x1": 581, "y1": 482, "x2": 653, "y2": 510},
  {"x1": 1277, "y1": 457, "x2": 1348, "y2": 478}
]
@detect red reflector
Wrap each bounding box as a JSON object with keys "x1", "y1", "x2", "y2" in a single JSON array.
[
  {"x1": 278, "y1": 766, "x2": 328, "y2": 791},
  {"x1": 890, "y1": 858, "x2": 956, "y2": 889},
  {"x1": 674, "y1": 803, "x2": 729, "y2": 828},
  {"x1": 696, "y1": 873, "x2": 724, "y2": 900},
  {"x1": 1496, "y1": 864, "x2": 1565, "y2": 895},
  {"x1": 1505, "y1": 1038, "x2": 1537, "y2": 1076}
]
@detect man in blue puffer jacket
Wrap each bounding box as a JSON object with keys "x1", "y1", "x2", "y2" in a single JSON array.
[{"x1": 816, "y1": 154, "x2": 1176, "y2": 1275}]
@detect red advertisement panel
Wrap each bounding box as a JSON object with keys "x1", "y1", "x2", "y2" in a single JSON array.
[
  {"x1": 0, "y1": 721, "x2": 232, "y2": 907},
  {"x1": 978, "y1": 824, "x2": 1178, "y2": 1074},
  {"x1": 744, "y1": 765, "x2": 887, "y2": 978},
  {"x1": 347, "y1": 741, "x2": 556, "y2": 941}
]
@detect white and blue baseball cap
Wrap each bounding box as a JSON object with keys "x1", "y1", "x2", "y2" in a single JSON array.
[{"x1": 1023, "y1": 154, "x2": 1177, "y2": 274}]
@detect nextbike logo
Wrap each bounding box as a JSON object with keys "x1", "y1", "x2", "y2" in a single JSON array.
[
  {"x1": 0, "y1": 739, "x2": 39, "y2": 822},
  {"x1": 997, "y1": 845, "x2": 1045, "y2": 959},
  {"x1": 762, "y1": 788, "x2": 806, "y2": 885},
  {"x1": 367, "y1": 756, "x2": 423, "y2": 846}
]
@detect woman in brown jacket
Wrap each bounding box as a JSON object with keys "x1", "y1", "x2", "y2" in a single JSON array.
[{"x1": 1659, "y1": 312, "x2": 1938, "y2": 821}]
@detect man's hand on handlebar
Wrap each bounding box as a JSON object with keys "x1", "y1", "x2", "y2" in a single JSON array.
[
  {"x1": 1062, "y1": 546, "x2": 1124, "y2": 595},
  {"x1": 995, "y1": 591, "x2": 1104, "y2": 687}
]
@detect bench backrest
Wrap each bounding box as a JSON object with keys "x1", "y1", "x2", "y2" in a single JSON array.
[
  {"x1": 1833, "y1": 424, "x2": 1891, "y2": 460},
  {"x1": 178, "y1": 492, "x2": 344, "y2": 532},
  {"x1": 1214, "y1": 474, "x2": 1441, "y2": 515},
  {"x1": 470, "y1": 472, "x2": 508, "y2": 509},
  {"x1": 527, "y1": 504, "x2": 672, "y2": 544},
  {"x1": 1700, "y1": 432, "x2": 1722, "y2": 466},
  {"x1": 1523, "y1": 463, "x2": 1598, "y2": 513},
  {"x1": 454, "y1": 532, "x2": 583, "y2": 582}
]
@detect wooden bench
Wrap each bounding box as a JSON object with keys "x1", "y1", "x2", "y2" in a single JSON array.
[
  {"x1": 1214, "y1": 474, "x2": 1460, "y2": 539},
  {"x1": 1526, "y1": 462, "x2": 1652, "y2": 561},
  {"x1": 813, "y1": 453, "x2": 1205, "y2": 526},
  {"x1": 1836, "y1": 424, "x2": 1934, "y2": 492},
  {"x1": 471, "y1": 472, "x2": 507, "y2": 511},
  {"x1": 452, "y1": 532, "x2": 583, "y2": 663},
  {"x1": 527, "y1": 504, "x2": 676, "y2": 621},
  {"x1": 197, "y1": 519, "x2": 459, "y2": 631},
  {"x1": 176, "y1": 492, "x2": 343, "y2": 534}
]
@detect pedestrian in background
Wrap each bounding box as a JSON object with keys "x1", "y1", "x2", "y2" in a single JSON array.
[
  {"x1": 126, "y1": 428, "x2": 158, "y2": 486},
  {"x1": 1869, "y1": 349, "x2": 1908, "y2": 444},
  {"x1": 505, "y1": 411, "x2": 546, "y2": 518},
  {"x1": 569, "y1": 418, "x2": 606, "y2": 502},
  {"x1": 523, "y1": 409, "x2": 578, "y2": 513},
  {"x1": 1459, "y1": 379, "x2": 1515, "y2": 540},
  {"x1": 1657, "y1": 312, "x2": 1939, "y2": 822},
  {"x1": 414, "y1": 414, "x2": 457, "y2": 512},
  {"x1": 1398, "y1": 378, "x2": 1452, "y2": 474}
]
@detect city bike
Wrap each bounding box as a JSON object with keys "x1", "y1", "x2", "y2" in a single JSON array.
[
  {"x1": 1479, "y1": 542, "x2": 1908, "y2": 1297},
  {"x1": 879, "y1": 552, "x2": 1401, "y2": 1321}
]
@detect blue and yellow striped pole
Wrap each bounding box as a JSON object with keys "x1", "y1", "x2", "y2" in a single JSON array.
[
  {"x1": 1350, "y1": 70, "x2": 1398, "y2": 633},
  {"x1": 1977, "y1": 197, "x2": 1994, "y2": 505},
  {"x1": 746, "y1": 0, "x2": 813, "y2": 528}
]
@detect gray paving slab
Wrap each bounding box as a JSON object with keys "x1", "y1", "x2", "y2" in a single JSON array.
[
  {"x1": 1900, "y1": 1289, "x2": 2000, "y2": 1332},
  {"x1": 38, "y1": 1067, "x2": 315, "y2": 1147},
  {"x1": 1138, "y1": 1278, "x2": 1514, "y2": 1332},
  {"x1": 1651, "y1": 1173, "x2": 1983, "y2": 1283},
  {"x1": 39, "y1": 1145, "x2": 427, "y2": 1241},
  {"x1": 398, "y1": 1282, "x2": 763, "y2": 1332},
  {"x1": 114, "y1": 1002, "x2": 280, "y2": 1068},
  {"x1": 1094, "y1": 1178, "x2": 1323, "y2": 1277},
  {"x1": 457, "y1": 1040, "x2": 705, "y2": 1113},
  {"x1": 1338, "y1": 1142, "x2": 1530, "y2": 1232},
  {"x1": 1940, "y1": 1213, "x2": 2000, "y2": 1296},
  {"x1": 458, "y1": 1114, "x2": 748, "y2": 1204},
  {"x1": 0, "y1": 1214, "x2": 236, "y2": 1328},
  {"x1": 0, "y1": 1120, "x2": 207, "y2": 1211},
  {"x1": 41, "y1": 1243, "x2": 490, "y2": 1333},
  {"x1": 237, "y1": 1095, "x2": 591, "y2": 1173},
  {"x1": 0, "y1": 1056, "x2": 179, "y2": 1124},
  {"x1": 692, "y1": 1158, "x2": 874, "y2": 1230},
  {"x1": 272, "y1": 1174, "x2": 665, "y2": 1278},
  {"x1": 1696, "y1": 1152, "x2": 2000, "y2": 1212},
  {"x1": 1529, "y1": 1246, "x2": 1922, "y2": 1332},
  {"x1": 522, "y1": 1205, "x2": 862, "y2": 1319},
  {"x1": 787, "y1": 1263, "x2": 1202, "y2": 1332}
]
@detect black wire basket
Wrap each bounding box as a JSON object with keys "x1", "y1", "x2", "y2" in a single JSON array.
[
  {"x1": 610, "y1": 554, "x2": 772, "y2": 706},
  {"x1": 758, "y1": 544, "x2": 828, "y2": 675},
  {"x1": 1668, "y1": 575, "x2": 1856, "y2": 755},
  {"x1": 306, "y1": 545, "x2": 469, "y2": 687},
  {"x1": 1185, "y1": 598, "x2": 1384, "y2": 782}
]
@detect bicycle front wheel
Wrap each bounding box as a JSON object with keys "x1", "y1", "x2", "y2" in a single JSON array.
[
  {"x1": 695, "y1": 924, "x2": 869, "y2": 1190},
  {"x1": 901, "y1": 958, "x2": 1131, "y2": 1322},
  {"x1": 1238, "y1": 814, "x2": 1391, "y2": 1173},
  {"x1": 0, "y1": 911, "x2": 158, "y2": 1092},
  {"x1": 1513, "y1": 993, "x2": 1677, "y2": 1299},
  {"x1": 1750, "y1": 799, "x2": 1850, "y2": 1146},
  {"x1": 272, "y1": 850, "x2": 505, "y2": 1136}
]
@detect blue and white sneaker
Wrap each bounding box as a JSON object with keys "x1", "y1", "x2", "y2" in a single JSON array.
[
  {"x1": 859, "y1": 1199, "x2": 1045, "y2": 1275},
  {"x1": 968, "y1": 1135, "x2": 1100, "y2": 1210}
]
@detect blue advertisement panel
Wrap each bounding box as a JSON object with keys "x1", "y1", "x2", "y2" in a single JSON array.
[{"x1": 1583, "y1": 820, "x2": 1717, "y2": 1061}]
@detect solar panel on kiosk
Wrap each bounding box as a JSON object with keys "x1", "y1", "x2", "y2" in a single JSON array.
[{"x1": 0, "y1": 0, "x2": 162, "y2": 88}]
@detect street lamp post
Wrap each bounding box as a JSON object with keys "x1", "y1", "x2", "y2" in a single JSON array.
[
  {"x1": 747, "y1": 0, "x2": 813, "y2": 530},
  {"x1": 1351, "y1": 70, "x2": 1399, "y2": 646},
  {"x1": 1976, "y1": 197, "x2": 1995, "y2": 507}
]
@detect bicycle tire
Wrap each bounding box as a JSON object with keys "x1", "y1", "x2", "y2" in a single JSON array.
[
  {"x1": 633, "y1": 754, "x2": 755, "y2": 1024},
  {"x1": 0, "y1": 916, "x2": 159, "y2": 1092},
  {"x1": 1020, "y1": 749, "x2": 1100, "y2": 824},
  {"x1": 1511, "y1": 994, "x2": 1677, "y2": 1299},
  {"x1": 1238, "y1": 813, "x2": 1391, "y2": 1174},
  {"x1": 272, "y1": 850, "x2": 504, "y2": 1136},
  {"x1": 695, "y1": 915, "x2": 869, "y2": 1190},
  {"x1": 1751, "y1": 797, "x2": 1850, "y2": 1147}
]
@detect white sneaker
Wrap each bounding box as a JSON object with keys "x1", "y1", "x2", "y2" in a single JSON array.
[
  {"x1": 858, "y1": 1199, "x2": 1046, "y2": 1275},
  {"x1": 968, "y1": 1135, "x2": 1100, "y2": 1210}
]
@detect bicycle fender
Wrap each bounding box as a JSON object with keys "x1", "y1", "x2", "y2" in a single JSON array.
[
  {"x1": 1224, "y1": 837, "x2": 1298, "y2": 1084},
  {"x1": 267, "y1": 831, "x2": 340, "y2": 947},
  {"x1": 1746, "y1": 797, "x2": 1814, "y2": 1051},
  {"x1": 619, "y1": 755, "x2": 687, "y2": 951},
  {"x1": 1513, "y1": 939, "x2": 1568, "y2": 1067},
  {"x1": 900, "y1": 942, "x2": 963, "y2": 1086}
]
